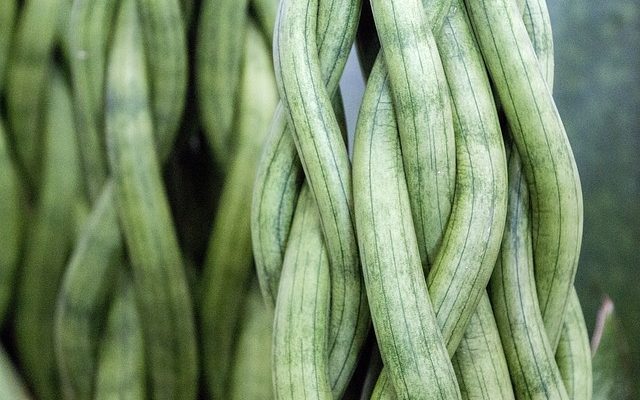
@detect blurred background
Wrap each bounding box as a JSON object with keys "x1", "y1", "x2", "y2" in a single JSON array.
[
  {"x1": 550, "y1": 0, "x2": 640, "y2": 394},
  {"x1": 340, "y1": 0, "x2": 640, "y2": 395},
  {"x1": 549, "y1": 0, "x2": 638, "y2": 339},
  {"x1": 549, "y1": 0, "x2": 640, "y2": 390}
]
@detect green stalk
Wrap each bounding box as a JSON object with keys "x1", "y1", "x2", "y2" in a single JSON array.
[
  {"x1": 106, "y1": 1, "x2": 197, "y2": 397},
  {"x1": 14, "y1": 69, "x2": 82, "y2": 400}
]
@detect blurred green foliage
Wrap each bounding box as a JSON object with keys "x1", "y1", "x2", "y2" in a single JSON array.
[
  {"x1": 591, "y1": 300, "x2": 634, "y2": 400},
  {"x1": 549, "y1": 1, "x2": 640, "y2": 396}
]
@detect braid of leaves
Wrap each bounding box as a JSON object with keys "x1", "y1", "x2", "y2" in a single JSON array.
[
  {"x1": 53, "y1": 13, "x2": 123, "y2": 398},
  {"x1": 197, "y1": 1, "x2": 279, "y2": 395},
  {"x1": 490, "y1": 148, "x2": 570, "y2": 400},
  {"x1": 252, "y1": 0, "x2": 370, "y2": 396},
  {"x1": 50, "y1": 0, "x2": 276, "y2": 399},
  {"x1": 252, "y1": 0, "x2": 360, "y2": 314},
  {"x1": 106, "y1": 0, "x2": 197, "y2": 398},
  {"x1": 1, "y1": 2, "x2": 79, "y2": 400},
  {"x1": 520, "y1": 1, "x2": 592, "y2": 396},
  {"x1": 0, "y1": 0, "x2": 22, "y2": 325},
  {"x1": 93, "y1": 269, "x2": 146, "y2": 400},
  {"x1": 352, "y1": 0, "x2": 590, "y2": 398},
  {"x1": 455, "y1": 0, "x2": 590, "y2": 397},
  {"x1": 13, "y1": 69, "x2": 83, "y2": 400},
  {"x1": 465, "y1": 0, "x2": 583, "y2": 351},
  {"x1": 196, "y1": 0, "x2": 249, "y2": 168},
  {"x1": 352, "y1": 0, "x2": 513, "y2": 397},
  {"x1": 483, "y1": 0, "x2": 593, "y2": 398},
  {"x1": 53, "y1": 0, "x2": 198, "y2": 399},
  {"x1": 271, "y1": 89, "x2": 349, "y2": 399},
  {"x1": 354, "y1": 55, "x2": 461, "y2": 399},
  {"x1": 5, "y1": 0, "x2": 65, "y2": 189},
  {"x1": 57, "y1": 0, "x2": 280, "y2": 398},
  {"x1": 0, "y1": 118, "x2": 23, "y2": 328},
  {"x1": 66, "y1": 0, "x2": 117, "y2": 202},
  {"x1": 276, "y1": 0, "x2": 374, "y2": 396},
  {"x1": 0, "y1": 27, "x2": 19, "y2": 335}
]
